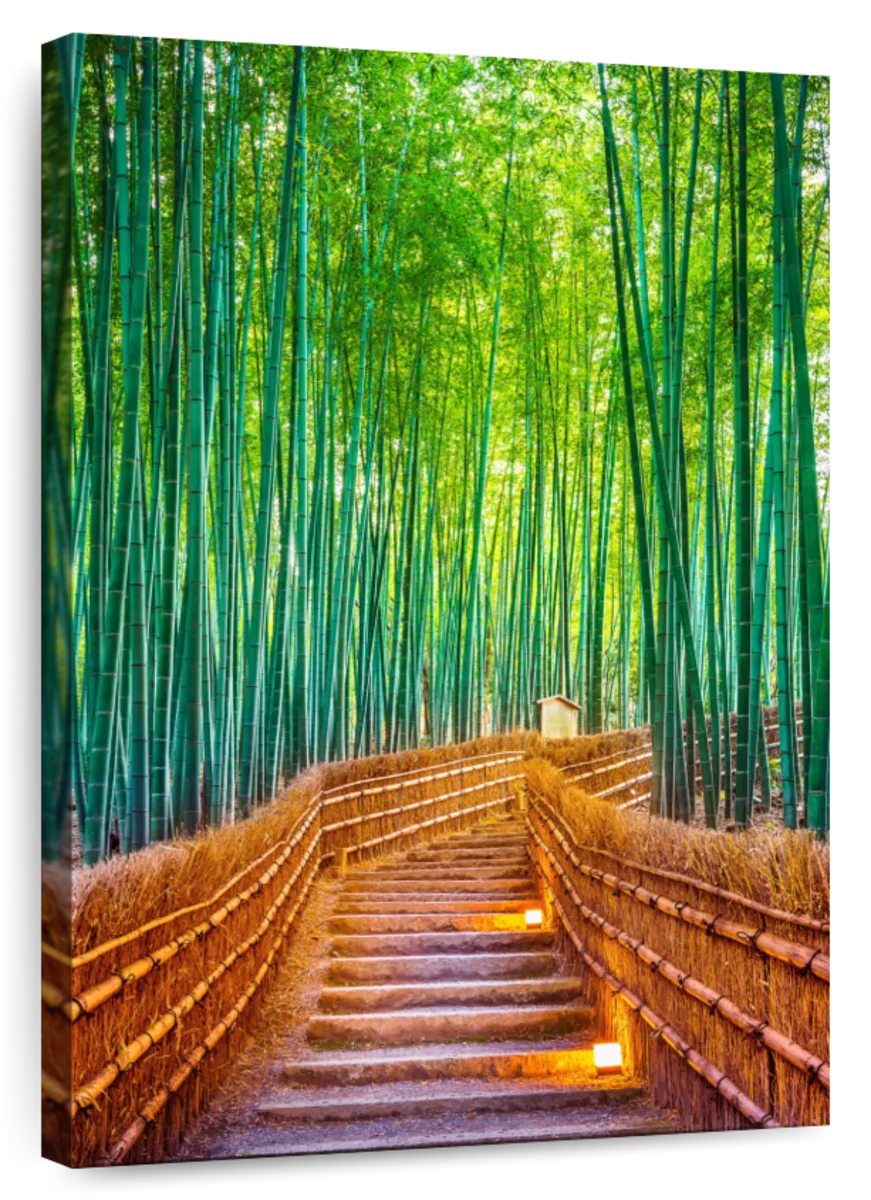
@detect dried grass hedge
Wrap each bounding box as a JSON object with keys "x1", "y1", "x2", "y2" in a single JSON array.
[
  {"x1": 537, "y1": 727, "x2": 651, "y2": 773},
  {"x1": 42, "y1": 733, "x2": 529, "y2": 1167},
  {"x1": 525, "y1": 757, "x2": 829, "y2": 922},
  {"x1": 548, "y1": 706, "x2": 802, "y2": 807},
  {"x1": 525, "y1": 758, "x2": 829, "y2": 1132}
]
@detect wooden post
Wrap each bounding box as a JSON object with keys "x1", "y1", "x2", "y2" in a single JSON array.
[{"x1": 336, "y1": 847, "x2": 349, "y2": 877}]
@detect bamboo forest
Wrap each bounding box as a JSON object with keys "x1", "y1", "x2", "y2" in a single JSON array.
[{"x1": 42, "y1": 38, "x2": 830, "y2": 868}]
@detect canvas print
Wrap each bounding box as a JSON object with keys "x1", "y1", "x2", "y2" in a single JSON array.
[{"x1": 41, "y1": 34, "x2": 830, "y2": 1168}]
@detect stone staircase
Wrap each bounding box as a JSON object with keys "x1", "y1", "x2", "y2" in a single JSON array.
[{"x1": 238, "y1": 814, "x2": 676, "y2": 1155}]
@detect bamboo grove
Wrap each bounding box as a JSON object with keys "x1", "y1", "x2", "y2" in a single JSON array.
[{"x1": 42, "y1": 37, "x2": 830, "y2": 864}]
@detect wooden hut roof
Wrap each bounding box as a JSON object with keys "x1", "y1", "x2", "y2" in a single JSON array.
[{"x1": 535, "y1": 694, "x2": 581, "y2": 711}]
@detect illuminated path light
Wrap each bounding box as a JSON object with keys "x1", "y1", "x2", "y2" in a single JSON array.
[{"x1": 593, "y1": 1043, "x2": 623, "y2": 1075}]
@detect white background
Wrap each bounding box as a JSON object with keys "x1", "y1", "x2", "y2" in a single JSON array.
[{"x1": 64, "y1": 33, "x2": 830, "y2": 71}]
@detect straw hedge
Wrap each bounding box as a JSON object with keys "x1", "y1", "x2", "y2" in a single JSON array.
[
  {"x1": 42, "y1": 735, "x2": 528, "y2": 1167},
  {"x1": 525, "y1": 758, "x2": 829, "y2": 1132}
]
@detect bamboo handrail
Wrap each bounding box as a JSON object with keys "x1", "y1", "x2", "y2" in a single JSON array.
[
  {"x1": 97, "y1": 854, "x2": 323, "y2": 1166},
  {"x1": 558, "y1": 717, "x2": 804, "y2": 780},
  {"x1": 534, "y1": 790, "x2": 828, "y2": 932},
  {"x1": 56, "y1": 762, "x2": 521, "y2": 1023},
  {"x1": 560, "y1": 744, "x2": 653, "y2": 775},
  {"x1": 592, "y1": 771, "x2": 653, "y2": 801},
  {"x1": 51, "y1": 754, "x2": 523, "y2": 976},
  {"x1": 70, "y1": 834, "x2": 323, "y2": 1116},
  {"x1": 55, "y1": 753, "x2": 522, "y2": 974},
  {"x1": 565, "y1": 749, "x2": 654, "y2": 780},
  {"x1": 617, "y1": 793, "x2": 651, "y2": 810},
  {"x1": 61, "y1": 806, "x2": 322, "y2": 1018},
  {"x1": 322, "y1": 756, "x2": 522, "y2": 807},
  {"x1": 321, "y1": 748, "x2": 525, "y2": 796},
  {"x1": 534, "y1": 863, "x2": 780, "y2": 1129},
  {"x1": 322, "y1": 774, "x2": 524, "y2": 833},
  {"x1": 530, "y1": 795, "x2": 829, "y2": 980},
  {"x1": 530, "y1": 822, "x2": 829, "y2": 1089},
  {"x1": 53, "y1": 801, "x2": 322, "y2": 971}
]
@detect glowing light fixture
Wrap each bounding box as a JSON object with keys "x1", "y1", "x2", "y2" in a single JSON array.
[
  {"x1": 525, "y1": 908, "x2": 543, "y2": 928},
  {"x1": 593, "y1": 1042, "x2": 623, "y2": 1074}
]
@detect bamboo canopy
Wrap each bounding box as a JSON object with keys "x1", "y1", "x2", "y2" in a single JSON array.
[{"x1": 42, "y1": 40, "x2": 829, "y2": 869}]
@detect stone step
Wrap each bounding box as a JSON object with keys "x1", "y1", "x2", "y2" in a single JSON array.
[
  {"x1": 341, "y1": 891, "x2": 540, "y2": 906},
  {"x1": 334, "y1": 897, "x2": 537, "y2": 915},
  {"x1": 405, "y1": 847, "x2": 528, "y2": 862},
  {"x1": 348, "y1": 864, "x2": 530, "y2": 881},
  {"x1": 460, "y1": 818, "x2": 526, "y2": 828},
  {"x1": 429, "y1": 845, "x2": 527, "y2": 857},
  {"x1": 279, "y1": 1036, "x2": 594, "y2": 1086},
  {"x1": 307, "y1": 1001, "x2": 594, "y2": 1045},
  {"x1": 330, "y1": 929, "x2": 555, "y2": 958},
  {"x1": 328, "y1": 912, "x2": 534, "y2": 935},
  {"x1": 318, "y1": 976, "x2": 584, "y2": 1012},
  {"x1": 468, "y1": 821, "x2": 528, "y2": 832},
  {"x1": 439, "y1": 835, "x2": 527, "y2": 848},
  {"x1": 258, "y1": 1078, "x2": 642, "y2": 1124},
  {"x1": 240, "y1": 1106, "x2": 677, "y2": 1157},
  {"x1": 341, "y1": 877, "x2": 532, "y2": 894},
  {"x1": 327, "y1": 951, "x2": 559, "y2": 985},
  {"x1": 370, "y1": 853, "x2": 529, "y2": 868}
]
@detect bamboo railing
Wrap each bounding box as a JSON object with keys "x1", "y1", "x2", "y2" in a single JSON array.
[
  {"x1": 43, "y1": 749, "x2": 523, "y2": 1167},
  {"x1": 527, "y1": 788, "x2": 829, "y2": 1130},
  {"x1": 559, "y1": 716, "x2": 805, "y2": 810}
]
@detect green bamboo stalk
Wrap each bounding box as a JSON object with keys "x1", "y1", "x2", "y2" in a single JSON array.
[
  {"x1": 238, "y1": 48, "x2": 301, "y2": 814},
  {"x1": 599, "y1": 64, "x2": 717, "y2": 822},
  {"x1": 293, "y1": 49, "x2": 310, "y2": 771},
  {"x1": 808, "y1": 565, "x2": 830, "y2": 834},
  {"x1": 179, "y1": 41, "x2": 206, "y2": 835},
  {"x1": 459, "y1": 104, "x2": 515, "y2": 741},
  {"x1": 733, "y1": 73, "x2": 754, "y2": 829},
  {"x1": 84, "y1": 38, "x2": 154, "y2": 862},
  {"x1": 771, "y1": 73, "x2": 827, "y2": 833}
]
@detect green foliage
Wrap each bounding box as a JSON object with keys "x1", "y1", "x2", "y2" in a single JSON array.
[{"x1": 56, "y1": 40, "x2": 829, "y2": 859}]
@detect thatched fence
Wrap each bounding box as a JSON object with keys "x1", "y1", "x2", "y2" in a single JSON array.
[
  {"x1": 42, "y1": 740, "x2": 526, "y2": 1167},
  {"x1": 557, "y1": 708, "x2": 804, "y2": 810},
  {"x1": 525, "y1": 759, "x2": 828, "y2": 1133}
]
